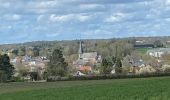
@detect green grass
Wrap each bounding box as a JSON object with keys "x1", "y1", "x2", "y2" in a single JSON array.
[
  {"x1": 135, "y1": 48, "x2": 149, "y2": 54},
  {"x1": 0, "y1": 77, "x2": 170, "y2": 100}
]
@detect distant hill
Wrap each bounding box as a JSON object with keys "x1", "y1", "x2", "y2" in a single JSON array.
[{"x1": 0, "y1": 36, "x2": 170, "y2": 57}]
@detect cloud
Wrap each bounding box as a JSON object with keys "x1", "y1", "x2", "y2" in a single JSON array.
[
  {"x1": 165, "y1": 18, "x2": 170, "y2": 21},
  {"x1": 166, "y1": 0, "x2": 170, "y2": 5},
  {"x1": 46, "y1": 33, "x2": 60, "y2": 37},
  {"x1": 79, "y1": 4, "x2": 105, "y2": 10},
  {"x1": 63, "y1": 0, "x2": 153, "y2": 5},
  {"x1": 0, "y1": 0, "x2": 170, "y2": 44},
  {"x1": 49, "y1": 14, "x2": 72, "y2": 22},
  {"x1": 0, "y1": 2, "x2": 10, "y2": 8},
  {"x1": 77, "y1": 15, "x2": 91, "y2": 22},
  {"x1": 49, "y1": 14, "x2": 91, "y2": 22},
  {"x1": 37, "y1": 15, "x2": 45, "y2": 22},
  {"x1": 105, "y1": 13, "x2": 126, "y2": 22},
  {"x1": 3, "y1": 14, "x2": 21, "y2": 21},
  {"x1": 35, "y1": 1, "x2": 58, "y2": 8}
]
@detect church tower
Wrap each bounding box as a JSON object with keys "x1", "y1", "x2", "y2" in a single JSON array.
[{"x1": 78, "y1": 41, "x2": 83, "y2": 59}]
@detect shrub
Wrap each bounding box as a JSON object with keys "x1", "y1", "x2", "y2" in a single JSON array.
[
  {"x1": 47, "y1": 72, "x2": 170, "y2": 82},
  {"x1": 11, "y1": 76, "x2": 24, "y2": 82}
]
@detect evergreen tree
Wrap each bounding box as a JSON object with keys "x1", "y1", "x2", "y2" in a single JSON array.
[
  {"x1": 111, "y1": 56, "x2": 117, "y2": 64},
  {"x1": 47, "y1": 49, "x2": 68, "y2": 77},
  {"x1": 0, "y1": 54, "x2": 14, "y2": 82},
  {"x1": 115, "y1": 58, "x2": 122, "y2": 73},
  {"x1": 100, "y1": 58, "x2": 112, "y2": 75}
]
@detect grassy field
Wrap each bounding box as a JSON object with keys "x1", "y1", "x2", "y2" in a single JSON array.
[
  {"x1": 0, "y1": 77, "x2": 170, "y2": 100},
  {"x1": 135, "y1": 48, "x2": 149, "y2": 54}
]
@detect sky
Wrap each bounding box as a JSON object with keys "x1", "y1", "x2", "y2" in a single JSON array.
[{"x1": 0, "y1": 0, "x2": 170, "y2": 44}]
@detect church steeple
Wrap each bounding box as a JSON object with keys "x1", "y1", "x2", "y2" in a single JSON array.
[{"x1": 78, "y1": 40, "x2": 83, "y2": 59}]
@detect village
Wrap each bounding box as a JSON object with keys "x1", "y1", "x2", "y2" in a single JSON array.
[{"x1": 0, "y1": 38, "x2": 170, "y2": 81}]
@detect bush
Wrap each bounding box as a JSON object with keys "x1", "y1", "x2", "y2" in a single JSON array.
[
  {"x1": 11, "y1": 76, "x2": 24, "y2": 82},
  {"x1": 164, "y1": 67, "x2": 170, "y2": 73},
  {"x1": 47, "y1": 72, "x2": 170, "y2": 82},
  {"x1": 47, "y1": 76, "x2": 61, "y2": 82}
]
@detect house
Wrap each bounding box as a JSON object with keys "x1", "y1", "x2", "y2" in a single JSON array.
[
  {"x1": 78, "y1": 66, "x2": 92, "y2": 72},
  {"x1": 130, "y1": 64, "x2": 156, "y2": 74},
  {"x1": 140, "y1": 65, "x2": 156, "y2": 74},
  {"x1": 111, "y1": 68, "x2": 116, "y2": 74},
  {"x1": 135, "y1": 40, "x2": 145, "y2": 43},
  {"x1": 30, "y1": 66, "x2": 37, "y2": 72},
  {"x1": 122, "y1": 55, "x2": 157, "y2": 74},
  {"x1": 10, "y1": 56, "x2": 23, "y2": 64},
  {"x1": 147, "y1": 48, "x2": 170, "y2": 58},
  {"x1": 161, "y1": 65, "x2": 170, "y2": 72},
  {"x1": 29, "y1": 61, "x2": 36, "y2": 66},
  {"x1": 129, "y1": 60, "x2": 146, "y2": 73},
  {"x1": 74, "y1": 71, "x2": 86, "y2": 76},
  {"x1": 166, "y1": 41, "x2": 170, "y2": 45},
  {"x1": 22, "y1": 55, "x2": 32, "y2": 62}
]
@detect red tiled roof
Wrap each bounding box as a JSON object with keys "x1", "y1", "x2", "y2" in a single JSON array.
[{"x1": 78, "y1": 66, "x2": 92, "y2": 71}]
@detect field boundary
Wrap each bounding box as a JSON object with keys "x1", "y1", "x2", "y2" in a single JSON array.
[{"x1": 47, "y1": 72, "x2": 170, "y2": 82}]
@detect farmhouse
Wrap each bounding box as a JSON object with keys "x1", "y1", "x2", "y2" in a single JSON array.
[
  {"x1": 122, "y1": 55, "x2": 157, "y2": 74},
  {"x1": 129, "y1": 59, "x2": 157, "y2": 74},
  {"x1": 130, "y1": 64, "x2": 156, "y2": 74}
]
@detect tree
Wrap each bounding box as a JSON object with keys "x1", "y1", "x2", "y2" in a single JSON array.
[
  {"x1": 19, "y1": 46, "x2": 26, "y2": 56},
  {"x1": 154, "y1": 40, "x2": 163, "y2": 48},
  {"x1": 100, "y1": 58, "x2": 112, "y2": 75},
  {"x1": 11, "y1": 49, "x2": 19, "y2": 56},
  {"x1": 27, "y1": 49, "x2": 34, "y2": 57},
  {"x1": 115, "y1": 58, "x2": 122, "y2": 73},
  {"x1": 0, "y1": 54, "x2": 14, "y2": 82},
  {"x1": 111, "y1": 56, "x2": 116, "y2": 64},
  {"x1": 15, "y1": 63, "x2": 29, "y2": 78},
  {"x1": 100, "y1": 56, "x2": 119, "y2": 75},
  {"x1": 33, "y1": 47, "x2": 40, "y2": 57},
  {"x1": 47, "y1": 49, "x2": 68, "y2": 77}
]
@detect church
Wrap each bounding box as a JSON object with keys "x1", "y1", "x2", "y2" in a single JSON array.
[{"x1": 74, "y1": 41, "x2": 102, "y2": 73}]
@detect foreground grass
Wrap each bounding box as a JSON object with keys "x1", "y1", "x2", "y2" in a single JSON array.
[{"x1": 0, "y1": 77, "x2": 170, "y2": 100}]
